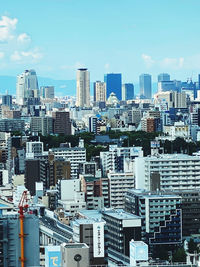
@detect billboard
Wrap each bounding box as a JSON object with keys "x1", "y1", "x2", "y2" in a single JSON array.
[
  {"x1": 93, "y1": 222, "x2": 105, "y2": 258},
  {"x1": 45, "y1": 246, "x2": 61, "y2": 267},
  {"x1": 130, "y1": 241, "x2": 148, "y2": 265}
]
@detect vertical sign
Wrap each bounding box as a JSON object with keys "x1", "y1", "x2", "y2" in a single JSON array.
[{"x1": 93, "y1": 222, "x2": 105, "y2": 258}]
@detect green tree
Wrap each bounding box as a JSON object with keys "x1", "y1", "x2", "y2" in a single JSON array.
[
  {"x1": 188, "y1": 239, "x2": 197, "y2": 253},
  {"x1": 172, "y1": 248, "x2": 186, "y2": 263}
]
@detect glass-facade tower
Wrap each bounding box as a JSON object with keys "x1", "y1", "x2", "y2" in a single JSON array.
[{"x1": 104, "y1": 73, "x2": 122, "y2": 100}]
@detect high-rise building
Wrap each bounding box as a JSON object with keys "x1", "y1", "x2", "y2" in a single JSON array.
[
  {"x1": 30, "y1": 116, "x2": 54, "y2": 136},
  {"x1": 102, "y1": 209, "x2": 141, "y2": 265},
  {"x1": 158, "y1": 73, "x2": 170, "y2": 82},
  {"x1": 2, "y1": 95, "x2": 12, "y2": 107},
  {"x1": 16, "y1": 69, "x2": 39, "y2": 105},
  {"x1": 52, "y1": 111, "x2": 71, "y2": 135},
  {"x1": 40, "y1": 86, "x2": 55, "y2": 99},
  {"x1": 76, "y1": 68, "x2": 90, "y2": 107},
  {"x1": 122, "y1": 83, "x2": 134, "y2": 100},
  {"x1": 104, "y1": 73, "x2": 122, "y2": 100},
  {"x1": 125, "y1": 189, "x2": 182, "y2": 247},
  {"x1": 93, "y1": 81, "x2": 106, "y2": 102},
  {"x1": 135, "y1": 154, "x2": 200, "y2": 191},
  {"x1": 139, "y1": 74, "x2": 152, "y2": 99}
]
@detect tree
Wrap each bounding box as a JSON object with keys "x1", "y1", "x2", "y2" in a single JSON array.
[
  {"x1": 188, "y1": 239, "x2": 198, "y2": 253},
  {"x1": 172, "y1": 248, "x2": 186, "y2": 263}
]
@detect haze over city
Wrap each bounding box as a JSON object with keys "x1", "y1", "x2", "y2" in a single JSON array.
[{"x1": 1, "y1": 0, "x2": 200, "y2": 83}]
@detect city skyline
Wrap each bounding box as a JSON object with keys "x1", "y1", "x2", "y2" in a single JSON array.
[{"x1": 0, "y1": 0, "x2": 200, "y2": 83}]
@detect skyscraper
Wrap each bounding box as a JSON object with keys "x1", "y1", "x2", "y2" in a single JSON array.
[
  {"x1": 16, "y1": 69, "x2": 39, "y2": 105},
  {"x1": 122, "y1": 83, "x2": 134, "y2": 100},
  {"x1": 76, "y1": 68, "x2": 90, "y2": 107},
  {"x1": 40, "y1": 86, "x2": 54, "y2": 99},
  {"x1": 104, "y1": 73, "x2": 122, "y2": 100},
  {"x1": 158, "y1": 73, "x2": 170, "y2": 82},
  {"x1": 139, "y1": 74, "x2": 152, "y2": 99},
  {"x1": 93, "y1": 81, "x2": 106, "y2": 102}
]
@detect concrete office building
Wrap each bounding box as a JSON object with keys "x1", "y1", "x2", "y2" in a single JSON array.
[
  {"x1": 0, "y1": 214, "x2": 39, "y2": 267},
  {"x1": 102, "y1": 209, "x2": 141, "y2": 265},
  {"x1": 61, "y1": 243, "x2": 89, "y2": 267},
  {"x1": 93, "y1": 81, "x2": 106, "y2": 102},
  {"x1": 104, "y1": 73, "x2": 122, "y2": 100},
  {"x1": 158, "y1": 80, "x2": 177, "y2": 92},
  {"x1": 76, "y1": 68, "x2": 90, "y2": 107},
  {"x1": 25, "y1": 159, "x2": 40, "y2": 195},
  {"x1": 135, "y1": 154, "x2": 200, "y2": 191},
  {"x1": 40, "y1": 86, "x2": 54, "y2": 99},
  {"x1": 0, "y1": 119, "x2": 25, "y2": 132},
  {"x1": 122, "y1": 83, "x2": 134, "y2": 100},
  {"x1": 73, "y1": 218, "x2": 107, "y2": 266},
  {"x1": 154, "y1": 91, "x2": 187, "y2": 109},
  {"x1": 158, "y1": 73, "x2": 170, "y2": 82},
  {"x1": 125, "y1": 189, "x2": 182, "y2": 247},
  {"x1": 16, "y1": 69, "x2": 39, "y2": 105},
  {"x1": 30, "y1": 116, "x2": 53, "y2": 136},
  {"x1": 80, "y1": 175, "x2": 109, "y2": 209},
  {"x1": 2, "y1": 110, "x2": 21, "y2": 119},
  {"x1": 139, "y1": 74, "x2": 152, "y2": 99},
  {"x1": 52, "y1": 111, "x2": 71, "y2": 135}
]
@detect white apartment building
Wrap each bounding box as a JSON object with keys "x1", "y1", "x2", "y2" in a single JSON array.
[
  {"x1": 135, "y1": 154, "x2": 200, "y2": 191},
  {"x1": 50, "y1": 146, "x2": 86, "y2": 179},
  {"x1": 26, "y1": 141, "x2": 44, "y2": 158},
  {"x1": 100, "y1": 145, "x2": 143, "y2": 176},
  {"x1": 108, "y1": 171, "x2": 135, "y2": 209},
  {"x1": 57, "y1": 179, "x2": 86, "y2": 215}
]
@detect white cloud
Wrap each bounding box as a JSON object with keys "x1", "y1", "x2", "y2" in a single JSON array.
[
  {"x1": 141, "y1": 54, "x2": 155, "y2": 68},
  {"x1": 17, "y1": 33, "x2": 31, "y2": 43},
  {"x1": 10, "y1": 49, "x2": 43, "y2": 62},
  {"x1": 161, "y1": 57, "x2": 184, "y2": 70},
  {"x1": 10, "y1": 51, "x2": 21, "y2": 61},
  {"x1": 0, "y1": 16, "x2": 18, "y2": 42}
]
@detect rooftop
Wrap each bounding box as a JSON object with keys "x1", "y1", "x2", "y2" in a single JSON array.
[
  {"x1": 103, "y1": 209, "x2": 141, "y2": 220},
  {"x1": 64, "y1": 243, "x2": 89, "y2": 249}
]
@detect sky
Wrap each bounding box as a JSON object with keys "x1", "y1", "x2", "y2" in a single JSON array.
[{"x1": 1, "y1": 0, "x2": 200, "y2": 83}]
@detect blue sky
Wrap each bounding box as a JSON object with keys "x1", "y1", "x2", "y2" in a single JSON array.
[{"x1": 1, "y1": 0, "x2": 200, "y2": 83}]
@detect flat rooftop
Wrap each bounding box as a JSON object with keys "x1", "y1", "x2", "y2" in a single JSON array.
[
  {"x1": 103, "y1": 209, "x2": 141, "y2": 220},
  {"x1": 64, "y1": 243, "x2": 88, "y2": 249}
]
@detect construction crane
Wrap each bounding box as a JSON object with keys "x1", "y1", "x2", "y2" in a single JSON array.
[{"x1": 18, "y1": 191, "x2": 29, "y2": 267}]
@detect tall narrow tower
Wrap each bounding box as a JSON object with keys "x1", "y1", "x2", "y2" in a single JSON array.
[
  {"x1": 139, "y1": 74, "x2": 152, "y2": 99},
  {"x1": 16, "y1": 69, "x2": 39, "y2": 105},
  {"x1": 76, "y1": 68, "x2": 90, "y2": 107}
]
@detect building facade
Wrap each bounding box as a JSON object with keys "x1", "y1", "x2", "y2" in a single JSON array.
[
  {"x1": 139, "y1": 74, "x2": 152, "y2": 99},
  {"x1": 104, "y1": 73, "x2": 122, "y2": 100},
  {"x1": 122, "y1": 83, "x2": 134, "y2": 100},
  {"x1": 76, "y1": 68, "x2": 90, "y2": 107}
]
